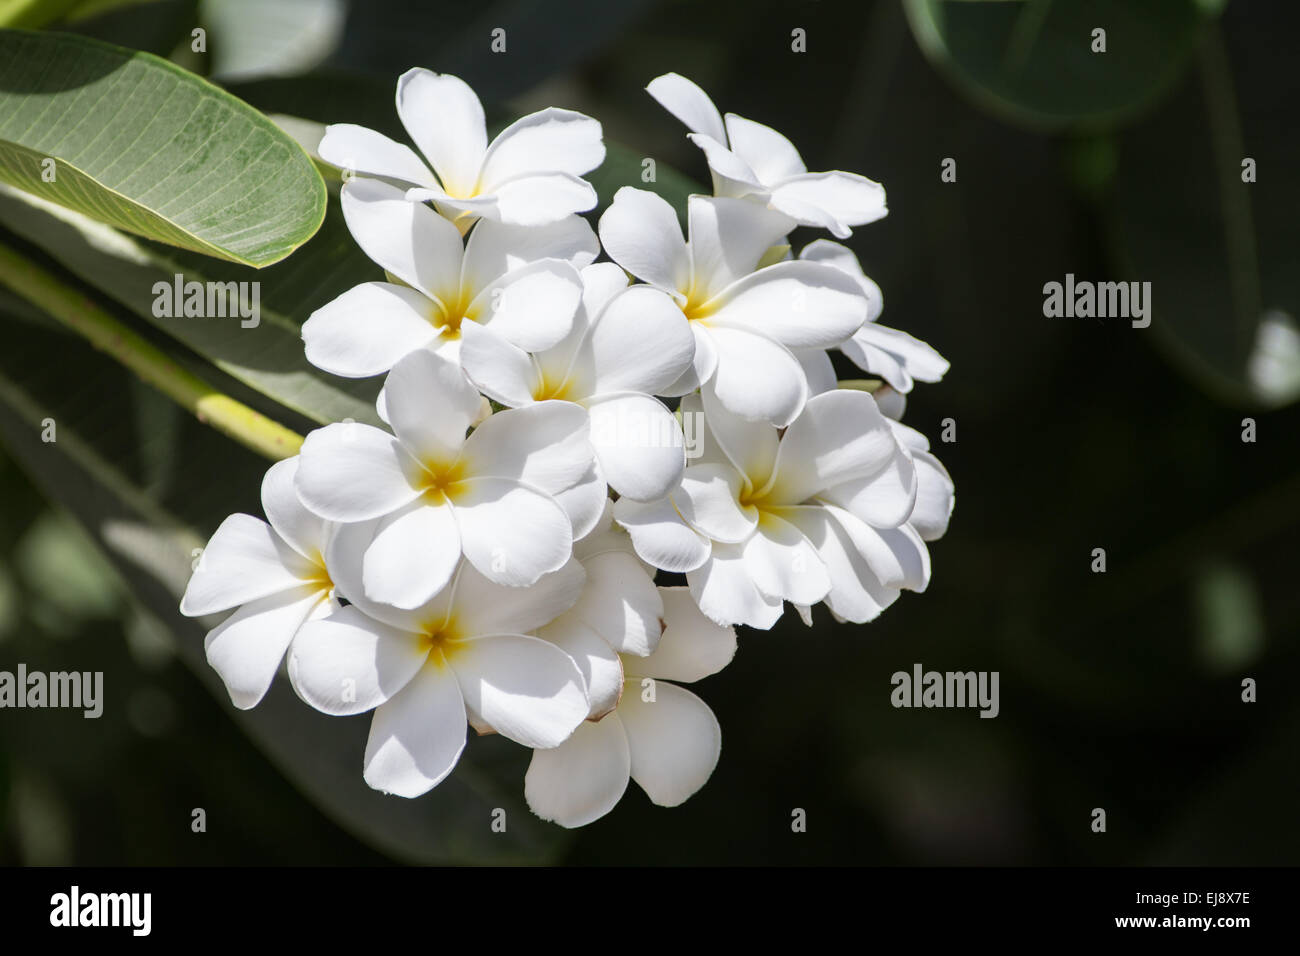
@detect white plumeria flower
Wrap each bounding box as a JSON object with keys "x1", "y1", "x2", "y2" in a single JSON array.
[
  {"x1": 615, "y1": 389, "x2": 912, "y2": 628},
  {"x1": 180, "y1": 457, "x2": 339, "y2": 709},
  {"x1": 318, "y1": 68, "x2": 605, "y2": 227},
  {"x1": 534, "y1": 500, "x2": 666, "y2": 721},
  {"x1": 790, "y1": 414, "x2": 954, "y2": 626},
  {"x1": 647, "y1": 72, "x2": 886, "y2": 239},
  {"x1": 461, "y1": 261, "x2": 695, "y2": 502},
  {"x1": 289, "y1": 556, "x2": 589, "y2": 798},
  {"x1": 294, "y1": 348, "x2": 596, "y2": 609},
  {"x1": 800, "y1": 240, "x2": 948, "y2": 393},
  {"x1": 525, "y1": 587, "x2": 736, "y2": 828},
  {"x1": 303, "y1": 178, "x2": 596, "y2": 379},
  {"x1": 598, "y1": 187, "x2": 867, "y2": 426}
]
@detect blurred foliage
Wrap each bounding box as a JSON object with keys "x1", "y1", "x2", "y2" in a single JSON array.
[{"x1": 0, "y1": 0, "x2": 1297, "y2": 865}]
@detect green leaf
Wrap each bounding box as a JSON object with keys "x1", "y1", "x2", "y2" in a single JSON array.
[
  {"x1": 0, "y1": 317, "x2": 568, "y2": 864},
  {"x1": 901, "y1": 0, "x2": 1220, "y2": 130},
  {"x1": 0, "y1": 0, "x2": 84, "y2": 28},
  {"x1": 0, "y1": 183, "x2": 381, "y2": 426},
  {"x1": 1109, "y1": 27, "x2": 1300, "y2": 408},
  {"x1": 0, "y1": 29, "x2": 325, "y2": 266}
]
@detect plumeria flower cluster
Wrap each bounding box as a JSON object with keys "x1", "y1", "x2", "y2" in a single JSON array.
[{"x1": 182, "y1": 69, "x2": 953, "y2": 829}]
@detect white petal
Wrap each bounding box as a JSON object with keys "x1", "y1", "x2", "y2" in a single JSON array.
[
  {"x1": 878, "y1": 523, "x2": 930, "y2": 592},
  {"x1": 818, "y1": 452, "x2": 918, "y2": 529},
  {"x1": 469, "y1": 259, "x2": 582, "y2": 353},
  {"x1": 579, "y1": 261, "x2": 631, "y2": 318},
  {"x1": 396, "y1": 69, "x2": 487, "y2": 197},
  {"x1": 795, "y1": 239, "x2": 878, "y2": 303},
  {"x1": 319, "y1": 518, "x2": 425, "y2": 627},
  {"x1": 260, "y1": 457, "x2": 325, "y2": 564},
  {"x1": 841, "y1": 337, "x2": 909, "y2": 392},
  {"x1": 553, "y1": 463, "x2": 608, "y2": 540},
  {"x1": 797, "y1": 348, "x2": 838, "y2": 395},
  {"x1": 673, "y1": 462, "x2": 755, "y2": 543},
  {"x1": 567, "y1": 549, "x2": 663, "y2": 656},
  {"x1": 614, "y1": 495, "x2": 710, "y2": 574},
  {"x1": 698, "y1": 387, "x2": 779, "y2": 489},
  {"x1": 708, "y1": 260, "x2": 866, "y2": 349},
  {"x1": 317, "y1": 123, "x2": 437, "y2": 187},
  {"x1": 587, "y1": 393, "x2": 684, "y2": 502},
  {"x1": 302, "y1": 282, "x2": 437, "y2": 378},
  {"x1": 688, "y1": 541, "x2": 782, "y2": 629},
  {"x1": 765, "y1": 389, "x2": 900, "y2": 505},
  {"x1": 874, "y1": 384, "x2": 907, "y2": 420},
  {"x1": 361, "y1": 500, "x2": 460, "y2": 610},
  {"x1": 627, "y1": 586, "x2": 736, "y2": 682},
  {"x1": 799, "y1": 238, "x2": 883, "y2": 319},
  {"x1": 451, "y1": 477, "x2": 573, "y2": 587},
  {"x1": 451, "y1": 634, "x2": 588, "y2": 748},
  {"x1": 723, "y1": 113, "x2": 806, "y2": 184},
  {"x1": 910, "y1": 450, "x2": 955, "y2": 541},
  {"x1": 288, "y1": 604, "x2": 426, "y2": 715},
  {"x1": 645, "y1": 72, "x2": 726, "y2": 143},
  {"x1": 525, "y1": 714, "x2": 630, "y2": 827},
  {"x1": 458, "y1": 321, "x2": 539, "y2": 407},
  {"x1": 778, "y1": 505, "x2": 898, "y2": 623},
  {"x1": 460, "y1": 215, "x2": 599, "y2": 293},
  {"x1": 844, "y1": 323, "x2": 950, "y2": 391},
  {"x1": 659, "y1": 322, "x2": 719, "y2": 397},
  {"x1": 597, "y1": 187, "x2": 689, "y2": 292},
  {"x1": 204, "y1": 585, "x2": 323, "y2": 709},
  {"x1": 687, "y1": 132, "x2": 763, "y2": 193},
  {"x1": 382, "y1": 348, "x2": 479, "y2": 465},
  {"x1": 450, "y1": 172, "x2": 597, "y2": 225},
  {"x1": 295, "y1": 422, "x2": 422, "y2": 522},
  {"x1": 687, "y1": 195, "x2": 795, "y2": 298},
  {"x1": 742, "y1": 513, "x2": 830, "y2": 605},
  {"x1": 462, "y1": 400, "x2": 592, "y2": 493},
  {"x1": 588, "y1": 285, "x2": 695, "y2": 395},
  {"x1": 181, "y1": 514, "x2": 313, "y2": 616},
  {"x1": 451, "y1": 557, "x2": 586, "y2": 638},
  {"x1": 340, "y1": 178, "x2": 463, "y2": 300},
  {"x1": 535, "y1": 619, "x2": 624, "y2": 719},
  {"x1": 822, "y1": 504, "x2": 908, "y2": 589},
  {"x1": 704, "y1": 326, "x2": 807, "y2": 426},
  {"x1": 363, "y1": 659, "x2": 466, "y2": 797},
  {"x1": 479, "y1": 108, "x2": 605, "y2": 187},
  {"x1": 769, "y1": 171, "x2": 887, "y2": 236},
  {"x1": 619, "y1": 681, "x2": 721, "y2": 807}
]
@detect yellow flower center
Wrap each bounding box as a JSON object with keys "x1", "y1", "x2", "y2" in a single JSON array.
[
  {"x1": 417, "y1": 458, "x2": 468, "y2": 503},
  {"x1": 418, "y1": 615, "x2": 467, "y2": 667},
  {"x1": 532, "y1": 369, "x2": 575, "y2": 402},
  {"x1": 430, "y1": 286, "x2": 482, "y2": 337},
  {"x1": 681, "y1": 285, "x2": 716, "y2": 322}
]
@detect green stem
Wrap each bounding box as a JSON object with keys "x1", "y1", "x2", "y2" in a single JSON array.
[{"x1": 0, "y1": 240, "x2": 304, "y2": 461}]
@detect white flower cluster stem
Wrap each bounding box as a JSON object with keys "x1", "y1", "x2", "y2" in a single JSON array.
[{"x1": 182, "y1": 70, "x2": 953, "y2": 829}]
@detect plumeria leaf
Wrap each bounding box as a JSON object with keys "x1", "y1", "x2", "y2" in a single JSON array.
[
  {"x1": 0, "y1": 183, "x2": 382, "y2": 426},
  {"x1": 0, "y1": 29, "x2": 325, "y2": 267},
  {"x1": 0, "y1": 315, "x2": 569, "y2": 864},
  {"x1": 901, "y1": 0, "x2": 1223, "y2": 130},
  {"x1": 1110, "y1": 28, "x2": 1299, "y2": 408}
]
